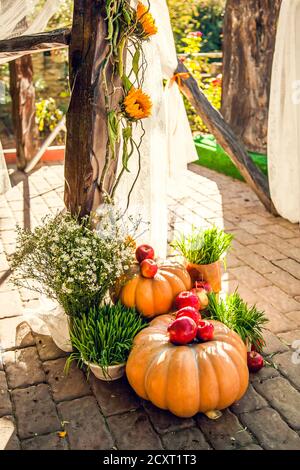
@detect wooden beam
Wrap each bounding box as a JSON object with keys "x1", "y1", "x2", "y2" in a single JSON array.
[
  {"x1": 222, "y1": 0, "x2": 282, "y2": 154},
  {"x1": 9, "y1": 54, "x2": 39, "y2": 170},
  {"x1": 175, "y1": 60, "x2": 277, "y2": 214},
  {"x1": 0, "y1": 28, "x2": 70, "y2": 61},
  {"x1": 64, "y1": 0, "x2": 122, "y2": 216}
]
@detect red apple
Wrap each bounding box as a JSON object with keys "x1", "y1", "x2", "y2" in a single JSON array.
[
  {"x1": 194, "y1": 281, "x2": 212, "y2": 293},
  {"x1": 197, "y1": 320, "x2": 214, "y2": 342},
  {"x1": 168, "y1": 316, "x2": 197, "y2": 345},
  {"x1": 135, "y1": 244, "x2": 155, "y2": 263},
  {"x1": 247, "y1": 351, "x2": 264, "y2": 372},
  {"x1": 174, "y1": 291, "x2": 200, "y2": 311},
  {"x1": 140, "y1": 259, "x2": 158, "y2": 278},
  {"x1": 176, "y1": 306, "x2": 201, "y2": 325},
  {"x1": 190, "y1": 287, "x2": 209, "y2": 311}
]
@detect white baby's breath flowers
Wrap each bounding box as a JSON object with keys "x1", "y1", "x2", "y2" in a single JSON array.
[{"x1": 10, "y1": 210, "x2": 139, "y2": 316}]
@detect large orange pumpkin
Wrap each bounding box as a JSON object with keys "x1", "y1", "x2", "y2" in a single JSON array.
[
  {"x1": 118, "y1": 262, "x2": 191, "y2": 318},
  {"x1": 126, "y1": 314, "x2": 249, "y2": 418}
]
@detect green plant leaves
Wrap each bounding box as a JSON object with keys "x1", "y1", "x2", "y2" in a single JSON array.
[
  {"x1": 108, "y1": 110, "x2": 120, "y2": 160},
  {"x1": 122, "y1": 124, "x2": 133, "y2": 171},
  {"x1": 171, "y1": 226, "x2": 233, "y2": 264},
  {"x1": 206, "y1": 291, "x2": 268, "y2": 351},
  {"x1": 68, "y1": 302, "x2": 147, "y2": 370},
  {"x1": 132, "y1": 48, "x2": 140, "y2": 78},
  {"x1": 122, "y1": 74, "x2": 133, "y2": 93}
]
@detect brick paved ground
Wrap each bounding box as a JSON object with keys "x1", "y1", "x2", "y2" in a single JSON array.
[{"x1": 1, "y1": 162, "x2": 300, "y2": 450}]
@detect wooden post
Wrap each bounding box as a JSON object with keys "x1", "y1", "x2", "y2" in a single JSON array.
[
  {"x1": 221, "y1": 0, "x2": 282, "y2": 153},
  {"x1": 176, "y1": 60, "x2": 277, "y2": 214},
  {"x1": 9, "y1": 54, "x2": 39, "y2": 170},
  {"x1": 64, "y1": 0, "x2": 122, "y2": 216}
]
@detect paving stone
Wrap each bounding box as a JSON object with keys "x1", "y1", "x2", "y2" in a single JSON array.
[
  {"x1": 230, "y1": 385, "x2": 267, "y2": 414},
  {"x1": 230, "y1": 229, "x2": 258, "y2": 245},
  {"x1": 107, "y1": 410, "x2": 163, "y2": 450},
  {"x1": 0, "y1": 291, "x2": 22, "y2": 318},
  {"x1": 0, "y1": 317, "x2": 35, "y2": 350},
  {"x1": 254, "y1": 301, "x2": 295, "y2": 334},
  {"x1": 0, "y1": 416, "x2": 20, "y2": 450},
  {"x1": 0, "y1": 275, "x2": 17, "y2": 294},
  {"x1": 273, "y1": 351, "x2": 300, "y2": 390},
  {"x1": 228, "y1": 266, "x2": 271, "y2": 290},
  {"x1": 58, "y1": 396, "x2": 113, "y2": 450},
  {"x1": 12, "y1": 384, "x2": 60, "y2": 439},
  {"x1": 44, "y1": 357, "x2": 91, "y2": 402},
  {"x1": 90, "y1": 374, "x2": 140, "y2": 416},
  {"x1": 278, "y1": 330, "x2": 300, "y2": 347},
  {"x1": 234, "y1": 248, "x2": 275, "y2": 274},
  {"x1": 196, "y1": 409, "x2": 253, "y2": 450},
  {"x1": 237, "y1": 221, "x2": 267, "y2": 235},
  {"x1": 273, "y1": 258, "x2": 300, "y2": 281},
  {"x1": 143, "y1": 401, "x2": 194, "y2": 435},
  {"x1": 35, "y1": 334, "x2": 68, "y2": 361},
  {"x1": 262, "y1": 329, "x2": 289, "y2": 356},
  {"x1": 240, "y1": 408, "x2": 300, "y2": 450},
  {"x1": 232, "y1": 282, "x2": 260, "y2": 304},
  {"x1": 247, "y1": 243, "x2": 285, "y2": 261},
  {"x1": 4, "y1": 347, "x2": 45, "y2": 389},
  {"x1": 0, "y1": 255, "x2": 9, "y2": 273},
  {"x1": 161, "y1": 427, "x2": 211, "y2": 450},
  {"x1": 263, "y1": 267, "x2": 300, "y2": 297},
  {"x1": 286, "y1": 311, "x2": 300, "y2": 326},
  {"x1": 265, "y1": 225, "x2": 296, "y2": 239},
  {"x1": 253, "y1": 377, "x2": 300, "y2": 430},
  {"x1": 249, "y1": 365, "x2": 280, "y2": 383},
  {"x1": 22, "y1": 433, "x2": 68, "y2": 450},
  {"x1": 240, "y1": 444, "x2": 263, "y2": 450},
  {"x1": 0, "y1": 371, "x2": 12, "y2": 417},
  {"x1": 257, "y1": 286, "x2": 300, "y2": 313},
  {"x1": 289, "y1": 237, "x2": 300, "y2": 248},
  {"x1": 226, "y1": 253, "x2": 244, "y2": 268},
  {"x1": 19, "y1": 287, "x2": 39, "y2": 303},
  {"x1": 277, "y1": 243, "x2": 300, "y2": 264}
]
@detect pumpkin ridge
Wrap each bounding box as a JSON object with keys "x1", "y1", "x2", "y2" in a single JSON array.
[
  {"x1": 197, "y1": 345, "x2": 220, "y2": 412},
  {"x1": 144, "y1": 345, "x2": 172, "y2": 409},
  {"x1": 220, "y1": 345, "x2": 242, "y2": 406},
  {"x1": 210, "y1": 343, "x2": 241, "y2": 409},
  {"x1": 221, "y1": 344, "x2": 249, "y2": 401},
  {"x1": 191, "y1": 345, "x2": 201, "y2": 413}
]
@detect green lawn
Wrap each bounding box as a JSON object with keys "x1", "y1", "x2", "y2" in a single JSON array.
[{"x1": 194, "y1": 134, "x2": 268, "y2": 181}]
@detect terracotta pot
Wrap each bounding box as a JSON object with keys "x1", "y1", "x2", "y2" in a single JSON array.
[
  {"x1": 185, "y1": 260, "x2": 221, "y2": 293},
  {"x1": 85, "y1": 361, "x2": 126, "y2": 381}
]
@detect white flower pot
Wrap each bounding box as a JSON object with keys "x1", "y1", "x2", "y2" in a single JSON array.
[{"x1": 85, "y1": 361, "x2": 126, "y2": 381}]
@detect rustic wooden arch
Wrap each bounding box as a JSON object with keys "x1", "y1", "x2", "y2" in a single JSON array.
[{"x1": 0, "y1": 0, "x2": 276, "y2": 215}]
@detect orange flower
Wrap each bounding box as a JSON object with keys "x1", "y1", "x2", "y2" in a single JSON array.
[
  {"x1": 136, "y1": 2, "x2": 158, "y2": 37},
  {"x1": 124, "y1": 87, "x2": 152, "y2": 120}
]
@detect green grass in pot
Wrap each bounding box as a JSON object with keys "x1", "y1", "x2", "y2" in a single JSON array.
[
  {"x1": 205, "y1": 291, "x2": 268, "y2": 352},
  {"x1": 65, "y1": 302, "x2": 147, "y2": 374},
  {"x1": 171, "y1": 226, "x2": 233, "y2": 265}
]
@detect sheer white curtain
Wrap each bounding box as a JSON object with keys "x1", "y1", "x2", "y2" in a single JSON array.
[
  {"x1": 115, "y1": 0, "x2": 197, "y2": 257},
  {"x1": 0, "y1": 0, "x2": 59, "y2": 195},
  {"x1": 268, "y1": 0, "x2": 300, "y2": 223}
]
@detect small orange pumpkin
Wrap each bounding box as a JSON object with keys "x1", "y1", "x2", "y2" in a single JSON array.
[
  {"x1": 126, "y1": 314, "x2": 249, "y2": 418},
  {"x1": 118, "y1": 261, "x2": 192, "y2": 318}
]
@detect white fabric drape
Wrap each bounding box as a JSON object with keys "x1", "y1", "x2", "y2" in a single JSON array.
[
  {"x1": 268, "y1": 0, "x2": 300, "y2": 223},
  {"x1": 115, "y1": 0, "x2": 197, "y2": 257},
  {"x1": 0, "y1": 0, "x2": 59, "y2": 194}
]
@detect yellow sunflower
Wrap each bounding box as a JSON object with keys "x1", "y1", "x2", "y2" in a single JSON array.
[
  {"x1": 136, "y1": 2, "x2": 158, "y2": 38},
  {"x1": 124, "y1": 87, "x2": 152, "y2": 120}
]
